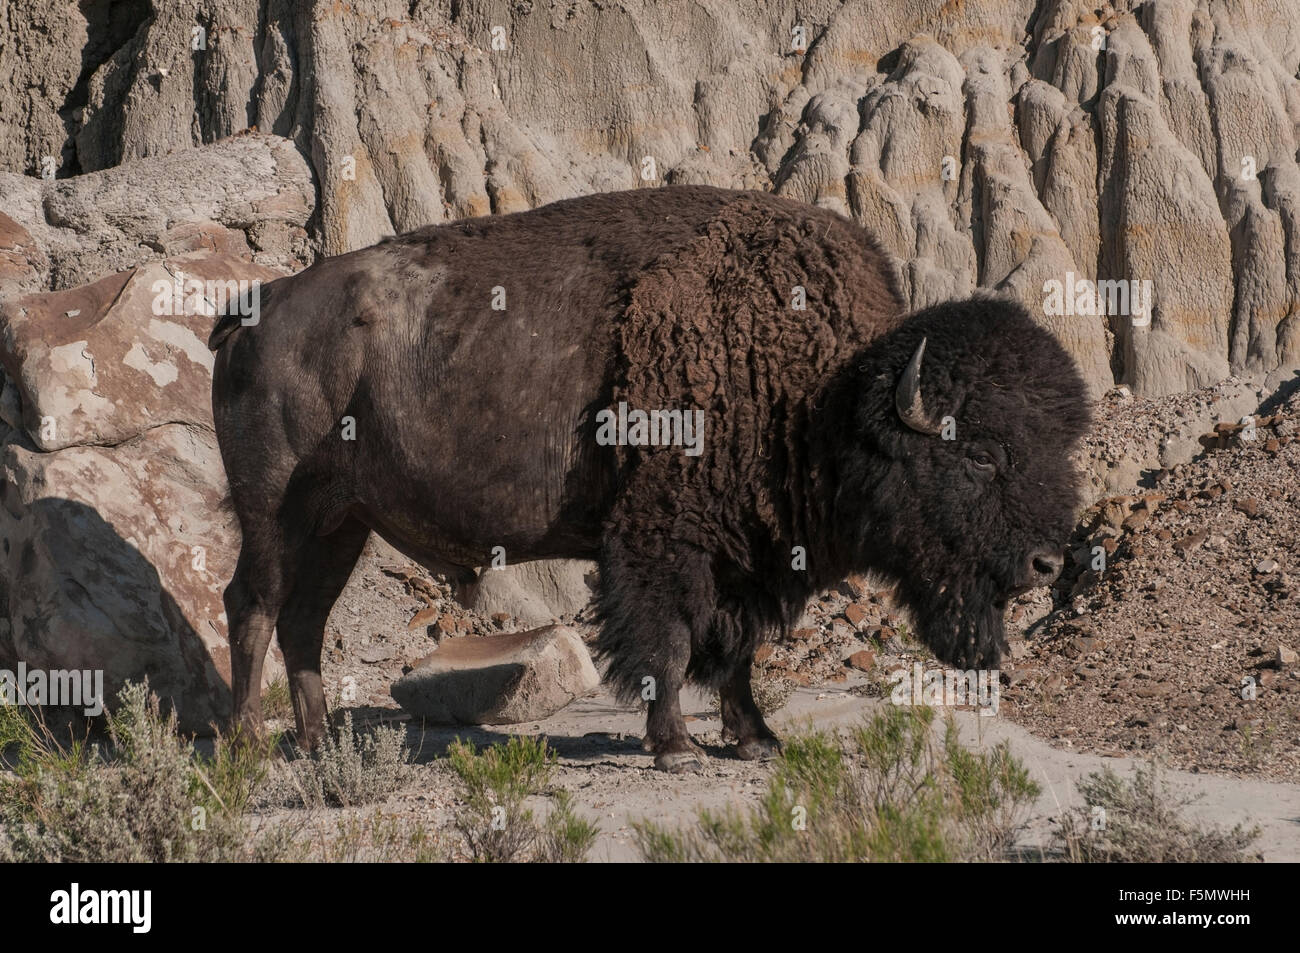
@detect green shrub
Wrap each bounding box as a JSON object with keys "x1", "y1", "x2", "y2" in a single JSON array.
[
  {"x1": 274, "y1": 712, "x2": 412, "y2": 809},
  {"x1": 635, "y1": 706, "x2": 1039, "y2": 862},
  {"x1": 446, "y1": 735, "x2": 597, "y2": 862},
  {"x1": 0, "y1": 681, "x2": 290, "y2": 862}
]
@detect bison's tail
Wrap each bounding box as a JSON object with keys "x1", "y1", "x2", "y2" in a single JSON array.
[
  {"x1": 207, "y1": 309, "x2": 245, "y2": 351},
  {"x1": 208, "y1": 280, "x2": 275, "y2": 351}
]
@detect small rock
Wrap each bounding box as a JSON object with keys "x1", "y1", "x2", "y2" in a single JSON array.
[
  {"x1": 843, "y1": 574, "x2": 872, "y2": 598},
  {"x1": 1234, "y1": 497, "x2": 1260, "y2": 518},
  {"x1": 1173, "y1": 528, "x2": 1209, "y2": 554},
  {"x1": 1255, "y1": 558, "x2": 1279, "y2": 574},
  {"x1": 843, "y1": 602, "x2": 869, "y2": 627},
  {"x1": 844, "y1": 650, "x2": 876, "y2": 672},
  {"x1": 407, "y1": 605, "x2": 440, "y2": 630},
  {"x1": 1277, "y1": 645, "x2": 1298, "y2": 668},
  {"x1": 1121, "y1": 506, "x2": 1150, "y2": 532},
  {"x1": 824, "y1": 620, "x2": 850, "y2": 641},
  {"x1": 1099, "y1": 501, "x2": 1129, "y2": 530},
  {"x1": 754, "y1": 643, "x2": 775, "y2": 665},
  {"x1": 1074, "y1": 636, "x2": 1101, "y2": 655},
  {"x1": 357, "y1": 644, "x2": 394, "y2": 664},
  {"x1": 791, "y1": 627, "x2": 819, "y2": 641}
]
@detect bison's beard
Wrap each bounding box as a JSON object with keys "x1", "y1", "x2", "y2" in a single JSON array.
[{"x1": 905, "y1": 575, "x2": 1010, "y2": 670}]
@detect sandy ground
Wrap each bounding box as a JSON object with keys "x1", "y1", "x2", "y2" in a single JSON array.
[{"x1": 311, "y1": 676, "x2": 1300, "y2": 862}]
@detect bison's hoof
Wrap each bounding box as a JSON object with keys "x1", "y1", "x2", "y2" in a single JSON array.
[
  {"x1": 735, "y1": 737, "x2": 782, "y2": 761},
  {"x1": 654, "y1": 749, "x2": 707, "y2": 774}
]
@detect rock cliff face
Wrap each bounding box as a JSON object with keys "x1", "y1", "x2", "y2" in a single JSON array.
[
  {"x1": 1, "y1": 0, "x2": 1298, "y2": 727},
  {"x1": 6, "y1": 0, "x2": 1299, "y2": 394}
]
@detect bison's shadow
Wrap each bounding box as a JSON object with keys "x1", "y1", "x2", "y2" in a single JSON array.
[{"x1": 338, "y1": 703, "x2": 746, "y2": 765}]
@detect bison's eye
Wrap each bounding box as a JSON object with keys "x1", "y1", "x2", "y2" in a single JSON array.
[{"x1": 967, "y1": 450, "x2": 996, "y2": 477}]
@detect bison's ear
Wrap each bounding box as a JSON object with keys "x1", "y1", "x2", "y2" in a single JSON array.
[{"x1": 895, "y1": 338, "x2": 943, "y2": 435}]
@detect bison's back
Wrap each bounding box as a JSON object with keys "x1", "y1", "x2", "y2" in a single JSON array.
[{"x1": 212, "y1": 186, "x2": 904, "y2": 569}]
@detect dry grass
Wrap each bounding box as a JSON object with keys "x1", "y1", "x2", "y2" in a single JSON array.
[{"x1": 1055, "y1": 762, "x2": 1261, "y2": 862}]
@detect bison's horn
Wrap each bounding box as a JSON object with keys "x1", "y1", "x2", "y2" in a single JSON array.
[{"x1": 895, "y1": 337, "x2": 943, "y2": 435}]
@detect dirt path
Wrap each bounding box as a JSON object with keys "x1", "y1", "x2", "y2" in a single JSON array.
[{"x1": 378, "y1": 675, "x2": 1300, "y2": 862}]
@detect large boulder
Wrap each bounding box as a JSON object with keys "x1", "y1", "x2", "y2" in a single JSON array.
[
  {"x1": 0, "y1": 253, "x2": 287, "y2": 730},
  {"x1": 0, "y1": 253, "x2": 280, "y2": 451},
  {"x1": 390, "y1": 626, "x2": 600, "y2": 725},
  {"x1": 0, "y1": 134, "x2": 314, "y2": 290},
  {"x1": 0, "y1": 424, "x2": 267, "y2": 733}
]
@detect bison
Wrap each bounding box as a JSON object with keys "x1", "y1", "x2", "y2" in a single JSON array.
[{"x1": 209, "y1": 185, "x2": 1089, "y2": 772}]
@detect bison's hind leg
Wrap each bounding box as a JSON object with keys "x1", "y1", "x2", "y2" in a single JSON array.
[
  {"x1": 225, "y1": 525, "x2": 294, "y2": 743},
  {"x1": 274, "y1": 516, "x2": 370, "y2": 749},
  {"x1": 721, "y1": 666, "x2": 782, "y2": 761}
]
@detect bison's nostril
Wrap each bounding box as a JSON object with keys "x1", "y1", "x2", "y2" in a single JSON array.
[{"x1": 1030, "y1": 550, "x2": 1064, "y2": 581}]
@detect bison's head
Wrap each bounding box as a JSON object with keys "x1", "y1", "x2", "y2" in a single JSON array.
[{"x1": 834, "y1": 296, "x2": 1090, "y2": 669}]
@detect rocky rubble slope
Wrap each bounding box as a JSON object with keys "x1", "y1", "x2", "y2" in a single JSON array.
[{"x1": 1002, "y1": 386, "x2": 1300, "y2": 780}]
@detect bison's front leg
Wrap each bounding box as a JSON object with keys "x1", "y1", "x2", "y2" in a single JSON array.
[
  {"x1": 721, "y1": 664, "x2": 782, "y2": 761},
  {"x1": 594, "y1": 532, "x2": 709, "y2": 773},
  {"x1": 642, "y1": 621, "x2": 708, "y2": 773}
]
